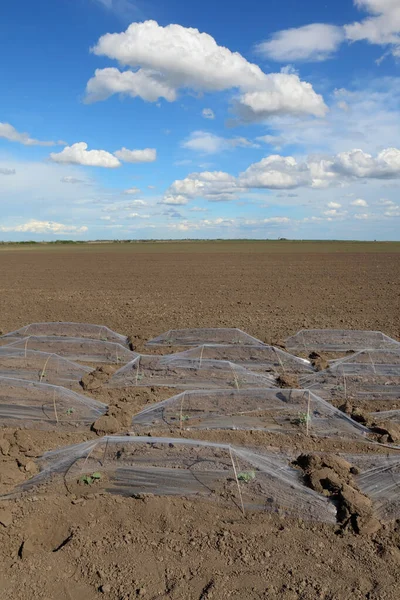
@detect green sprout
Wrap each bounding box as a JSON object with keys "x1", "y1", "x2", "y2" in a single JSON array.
[
  {"x1": 293, "y1": 412, "x2": 311, "y2": 426},
  {"x1": 237, "y1": 470, "x2": 256, "y2": 483},
  {"x1": 80, "y1": 472, "x2": 102, "y2": 485},
  {"x1": 66, "y1": 408, "x2": 75, "y2": 416}
]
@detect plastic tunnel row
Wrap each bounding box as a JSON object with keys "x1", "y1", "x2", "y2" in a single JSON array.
[
  {"x1": 9, "y1": 436, "x2": 400, "y2": 523},
  {"x1": 1, "y1": 323, "x2": 400, "y2": 523}
]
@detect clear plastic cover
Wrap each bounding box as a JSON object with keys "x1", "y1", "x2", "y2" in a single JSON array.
[
  {"x1": 301, "y1": 350, "x2": 400, "y2": 402},
  {"x1": 15, "y1": 436, "x2": 336, "y2": 522},
  {"x1": 131, "y1": 388, "x2": 369, "y2": 439},
  {"x1": 286, "y1": 329, "x2": 399, "y2": 353},
  {"x1": 107, "y1": 354, "x2": 276, "y2": 389},
  {"x1": 167, "y1": 345, "x2": 313, "y2": 375},
  {"x1": 146, "y1": 328, "x2": 264, "y2": 347},
  {"x1": 3, "y1": 336, "x2": 137, "y2": 364},
  {"x1": 0, "y1": 348, "x2": 91, "y2": 387},
  {"x1": 350, "y1": 454, "x2": 400, "y2": 521},
  {"x1": 0, "y1": 322, "x2": 129, "y2": 347},
  {"x1": 0, "y1": 376, "x2": 106, "y2": 429}
]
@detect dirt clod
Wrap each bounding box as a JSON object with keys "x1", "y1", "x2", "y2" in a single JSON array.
[{"x1": 92, "y1": 415, "x2": 121, "y2": 435}]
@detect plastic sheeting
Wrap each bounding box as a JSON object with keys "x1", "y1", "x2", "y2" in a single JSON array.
[
  {"x1": 14, "y1": 436, "x2": 337, "y2": 522},
  {"x1": 3, "y1": 337, "x2": 137, "y2": 364},
  {"x1": 286, "y1": 329, "x2": 399, "y2": 354},
  {"x1": 107, "y1": 354, "x2": 276, "y2": 390},
  {"x1": 0, "y1": 376, "x2": 106, "y2": 429},
  {"x1": 131, "y1": 388, "x2": 369, "y2": 439},
  {"x1": 343, "y1": 454, "x2": 400, "y2": 521},
  {"x1": 0, "y1": 322, "x2": 129, "y2": 347},
  {"x1": 300, "y1": 350, "x2": 400, "y2": 402},
  {"x1": 146, "y1": 328, "x2": 264, "y2": 347},
  {"x1": 0, "y1": 348, "x2": 91, "y2": 388},
  {"x1": 167, "y1": 345, "x2": 313, "y2": 375}
]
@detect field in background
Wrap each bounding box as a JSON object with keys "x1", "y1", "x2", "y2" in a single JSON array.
[{"x1": 0, "y1": 241, "x2": 399, "y2": 344}]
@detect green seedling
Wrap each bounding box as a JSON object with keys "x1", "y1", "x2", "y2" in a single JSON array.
[
  {"x1": 237, "y1": 470, "x2": 256, "y2": 483},
  {"x1": 293, "y1": 412, "x2": 311, "y2": 426},
  {"x1": 66, "y1": 408, "x2": 75, "y2": 416},
  {"x1": 80, "y1": 472, "x2": 102, "y2": 485}
]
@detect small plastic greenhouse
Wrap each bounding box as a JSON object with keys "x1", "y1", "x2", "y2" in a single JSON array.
[
  {"x1": 107, "y1": 354, "x2": 276, "y2": 390},
  {"x1": 0, "y1": 348, "x2": 92, "y2": 388},
  {"x1": 2, "y1": 336, "x2": 136, "y2": 364},
  {"x1": 131, "y1": 388, "x2": 369, "y2": 439},
  {"x1": 300, "y1": 350, "x2": 400, "y2": 403},
  {"x1": 0, "y1": 322, "x2": 129, "y2": 347},
  {"x1": 286, "y1": 329, "x2": 400, "y2": 354},
  {"x1": 0, "y1": 376, "x2": 106, "y2": 429},
  {"x1": 14, "y1": 436, "x2": 337, "y2": 522},
  {"x1": 165, "y1": 345, "x2": 314, "y2": 375},
  {"x1": 344, "y1": 454, "x2": 400, "y2": 521},
  {"x1": 146, "y1": 328, "x2": 264, "y2": 347}
]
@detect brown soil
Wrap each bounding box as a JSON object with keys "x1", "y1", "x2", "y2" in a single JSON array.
[{"x1": 0, "y1": 241, "x2": 400, "y2": 600}]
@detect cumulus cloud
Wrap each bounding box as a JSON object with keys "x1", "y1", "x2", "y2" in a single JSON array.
[
  {"x1": 0, "y1": 167, "x2": 16, "y2": 175},
  {"x1": 240, "y1": 155, "x2": 309, "y2": 189},
  {"x1": 0, "y1": 122, "x2": 63, "y2": 147},
  {"x1": 85, "y1": 21, "x2": 327, "y2": 120},
  {"x1": 50, "y1": 142, "x2": 121, "y2": 168},
  {"x1": 127, "y1": 212, "x2": 150, "y2": 218},
  {"x1": 234, "y1": 73, "x2": 327, "y2": 121},
  {"x1": 256, "y1": 24, "x2": 345, "y2": 62},
  {"x1": 85, "y1": 68, "x2": 177, "y2": 103},
  {"x1": 114, "y1": 147, "x2": 157, "y2": 163},
  {"x1": 164, "y1": 171, "x2": 243, "y2": 203},
  {"x1": 181, "y1": 131, "x2": 259, "y2": 154},
  {"x1": 163, "y1": 146, "x2": 400, "y2": 204},
  {"x1": 202, "y1": 108, "x2": 215, "y2": 119},
  {"x1": 0, "y1": 220, "x2": 88, "y2": 235},
  {"x1": 61, "y1": 176, "x2": 87, "y2": 184},
  {"x1": 123, "y1": 187, "x2": 141, "y2": 194},
  {"x1": 333, "y1": 148, "x2": 400, "y2": 178},
  {"x1": 345, "y1": 0, "x2": 400, "y2": 48},
  {"x1": 259, "y1": 1, "x2": 400, "y2": 63},
  {"x1": 351, "y1": 198, "x2": 368, "y2": 206}
]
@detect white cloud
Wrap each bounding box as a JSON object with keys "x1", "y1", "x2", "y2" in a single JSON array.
[
  {"x1": 323, "y1": 209, "x2": 348, "y2": 218},
  {"x1": 345, "y1": 1, "x2": 400, "y2": 48},
  {"x1": 50, "y1": 142, "x2": 121, "y2": 168},
  {"x1": 0, "y1": 168, "x2": 16, "y2": 175},
  {"x1": 61, "y1": 176, "x2": 87, "y2": 184},
  {"x1": 123, "y1": 187, "x2": 141, "y2": 194},
  {"x1": 333, "y1": 148, "x2": 400, "y2": 178},
  {"x1": 182, "y1": 131, "x2": 259, "y2": 154},
  {"x1": 86, "y1": 21, "x2": 327, "y2": 120},
  {"x1": 256, "y1": 24, "x2": 345, "y2": 62},
  {"x1": 259, "y1": 1, "x2": 400, "y2": 65},
  {"x1": 85, "y1": 68, "x2": 177, "y2": 103},
  {"x1": 160, "y1": 195, "x2": 189, "y2": 206},
  {"x1": 351, "y1": 198, "x2": 368, "y2": 206},
  {"x1": 234, "y1": 73, "x2": 327, "y2": 121},
  {"x1": 240, "y1": 155, "x2": 311, "y2": 189},
  {"x1": 163, "y1": 146, "x2": 400, "y2": 205},
  {"x1": 0, "y1": 122, "x2": 63, "y2": 147},
  {"x1": 127, "y1": 212, "x2": 150, "y2": 218},
  {"x1": 202, "y1": 108, "x2": 215, "y2": 119},
  {"x1": 0, "y1": 220, "x2": 88, "y2": 235},
  {"x1": 354, "y1": 213, "x2": 371, "y2": 219},
  {"x1": 114, "y1": 147, "x2": 157, "y2": 163},
  {"x1": 165, "y1": 171, "x2": 242, "y2": 203}
]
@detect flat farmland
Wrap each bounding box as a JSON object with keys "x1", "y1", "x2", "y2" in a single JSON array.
[
  {"x1": 0, "y1": 240, "x2": 400, "y2": 600},
  {"x1": 0, "y1": 241, "x2": 399, "y2": 344}
]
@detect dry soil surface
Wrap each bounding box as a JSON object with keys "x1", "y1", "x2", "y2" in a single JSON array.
[{"x1": 0, "y1": 241, "x2": 399, "y2": 600}]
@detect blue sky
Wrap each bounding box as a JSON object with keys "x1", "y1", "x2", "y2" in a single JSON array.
[{"x1": 1, "y1": 0, "x2": 400, "y2": 240}]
